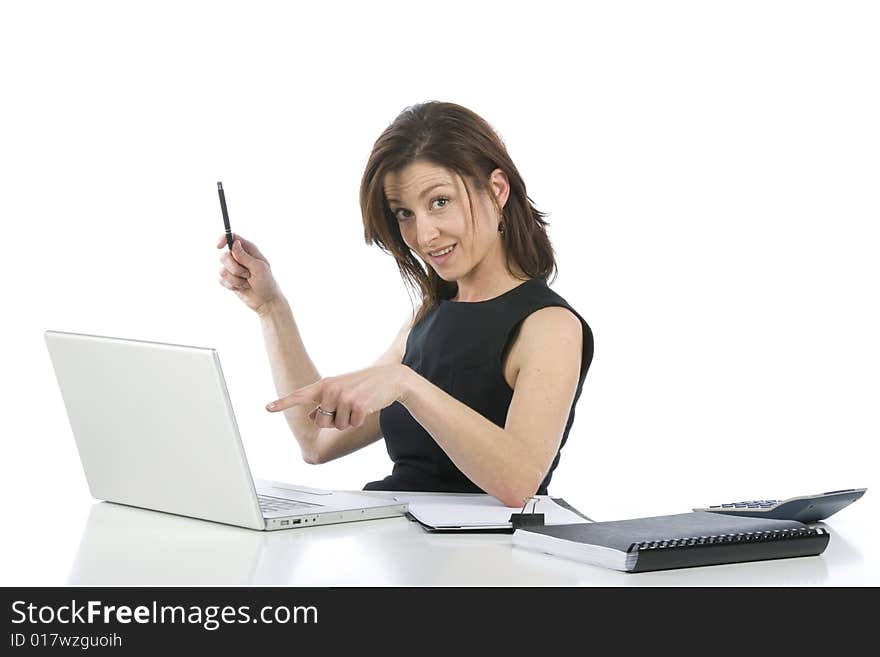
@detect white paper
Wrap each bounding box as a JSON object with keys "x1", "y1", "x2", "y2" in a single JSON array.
[{"x1": 392, "y1": 493, "x2": 590, "y2": 530}]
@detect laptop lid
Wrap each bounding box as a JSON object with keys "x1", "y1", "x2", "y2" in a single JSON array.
[{"x1": 45, "y1": 330, "x2": 266, "y2": 530}]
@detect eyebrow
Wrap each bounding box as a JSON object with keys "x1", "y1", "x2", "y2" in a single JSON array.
[{"x1": 385, "y1": 182, "x2": 452, "y2": 205}]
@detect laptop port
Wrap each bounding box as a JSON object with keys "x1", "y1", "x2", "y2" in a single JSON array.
[
  {"x1": 280, "y1": 520, "x2": 289, "y2": 526},
  {"x1": 292, "y1": 519, "x2": 302, "y2": 525}
]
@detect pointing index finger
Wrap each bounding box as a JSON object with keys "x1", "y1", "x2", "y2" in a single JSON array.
[{"x1": 266, "y1": 383, "x2": 321, "y2": 412}]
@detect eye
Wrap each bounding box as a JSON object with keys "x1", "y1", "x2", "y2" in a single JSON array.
[{"x1": 392, "y1": 197, "x2": 450, "y2": 222}]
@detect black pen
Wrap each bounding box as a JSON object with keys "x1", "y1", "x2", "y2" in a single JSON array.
[{"x1": 217, "y1": 181, "x2": 234, "y2": 250}]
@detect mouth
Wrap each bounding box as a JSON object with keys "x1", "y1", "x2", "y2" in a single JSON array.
[{"x1": 427, "y1": 243, "x2": 456, "y2": 265}]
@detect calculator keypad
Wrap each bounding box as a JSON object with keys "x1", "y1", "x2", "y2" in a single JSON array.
[{"x1": 709, "y1": 500, "x2": 781, "y2": 510}]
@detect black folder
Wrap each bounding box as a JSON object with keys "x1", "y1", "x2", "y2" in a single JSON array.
[{"x1": 512, "y1": 511, "x2": 830, "y2": 572}]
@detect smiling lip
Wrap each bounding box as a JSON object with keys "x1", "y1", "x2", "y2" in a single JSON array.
[{"x1": 428, "y1": 243, "x2": 456, "y2": 264}]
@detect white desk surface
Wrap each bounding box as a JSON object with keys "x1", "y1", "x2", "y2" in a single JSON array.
[{"x1": 3, "y1": 491, "x2": 874, "y2": 586}]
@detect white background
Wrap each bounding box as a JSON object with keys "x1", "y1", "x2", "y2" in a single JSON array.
[{"x1": 1, "y1": 0, "x2": 877, "y2": 584}]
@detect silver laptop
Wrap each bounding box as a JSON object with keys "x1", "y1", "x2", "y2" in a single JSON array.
[{"x1": 44, "y1": 330, "x2": 407, "y2": 531}]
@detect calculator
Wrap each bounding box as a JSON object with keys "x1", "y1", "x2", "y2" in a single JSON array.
[{"x1": 693, "y1": 488, "x2": 867, "y2": 523}]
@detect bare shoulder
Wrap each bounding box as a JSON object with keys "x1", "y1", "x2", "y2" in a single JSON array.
[
  {"x1": 508, "y1": 306, "x2": 582, "y2": 376},
  {"x1": 522, "y1": 306, "x2": 581, "y2": 349}
]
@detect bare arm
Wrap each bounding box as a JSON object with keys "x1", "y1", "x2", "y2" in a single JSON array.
[
  {"x1": 257, "y1": 297, "x2": 322, "y2": 461},
  {"x1": 259, "y1": 297, "x2": 412, "y2": 464}
]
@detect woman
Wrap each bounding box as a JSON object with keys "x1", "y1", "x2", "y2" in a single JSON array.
[{"x1": 216, "y1": 101, "x2": 593, "y2": 508}]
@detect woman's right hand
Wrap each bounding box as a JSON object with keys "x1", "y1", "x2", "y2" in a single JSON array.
[{"x1": 216, "y1": 233, "x2": 283, "y2": 316}]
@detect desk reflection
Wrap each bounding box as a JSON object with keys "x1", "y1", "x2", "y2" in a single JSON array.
[
  {"x1": 69, "y1": 503, "x2": 858, "y2": 586},
  {"x1": 68, "y1": 502, "x2": 588, "y2": 585}
]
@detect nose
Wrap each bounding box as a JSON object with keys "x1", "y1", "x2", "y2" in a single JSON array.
[{"x1": 414, "y1": 213, "x2": 441, "y2": 251}]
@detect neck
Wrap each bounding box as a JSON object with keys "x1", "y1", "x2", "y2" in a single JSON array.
[{"x1": 451, "y1": 247, "x2": 528, "y2": 302}]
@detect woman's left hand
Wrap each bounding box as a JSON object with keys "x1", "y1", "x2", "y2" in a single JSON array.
[{"x1": 266, "y1": 364, "x2": 412, "y2": 431}]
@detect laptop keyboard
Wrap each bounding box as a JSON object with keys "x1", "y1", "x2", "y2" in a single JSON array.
[{"x1": 258, "y1": 494, "x2": 323, "y2": 513}]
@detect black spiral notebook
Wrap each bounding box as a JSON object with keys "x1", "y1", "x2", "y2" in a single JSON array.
[{"x1": 512, "y1": 511, "x2": 830, "y2": 572}]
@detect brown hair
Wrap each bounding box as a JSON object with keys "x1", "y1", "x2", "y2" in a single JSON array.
[{"x1": 359, "y1": 101, "x2": 557, "y2": 326}]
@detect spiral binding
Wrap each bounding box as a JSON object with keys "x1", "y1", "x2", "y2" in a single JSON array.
[{"x1": 630, "y1": 527, "x2": 828, "y2": 552}]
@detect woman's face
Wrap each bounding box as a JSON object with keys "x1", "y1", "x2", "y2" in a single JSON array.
[{"x1": 383, "y1": 160, "x2": 508, "y2": 282}]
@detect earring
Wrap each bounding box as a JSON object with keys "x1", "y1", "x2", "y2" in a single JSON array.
[{"x1": 498, "y1": 222, "x2": 505, "y2": 235}]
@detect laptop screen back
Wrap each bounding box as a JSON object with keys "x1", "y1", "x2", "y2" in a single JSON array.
[{"x1": 45, "y1": 330, "x2": 265, "y2": 530}]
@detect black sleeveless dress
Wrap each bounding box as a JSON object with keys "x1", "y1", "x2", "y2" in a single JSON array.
[{"x1": 363, "y1": 277, "x2": 593, "y2": 495}]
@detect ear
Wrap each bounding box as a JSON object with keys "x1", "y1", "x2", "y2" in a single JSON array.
[{"x1": 489, "y1": 168, "x2": 510, "y2": 211}]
